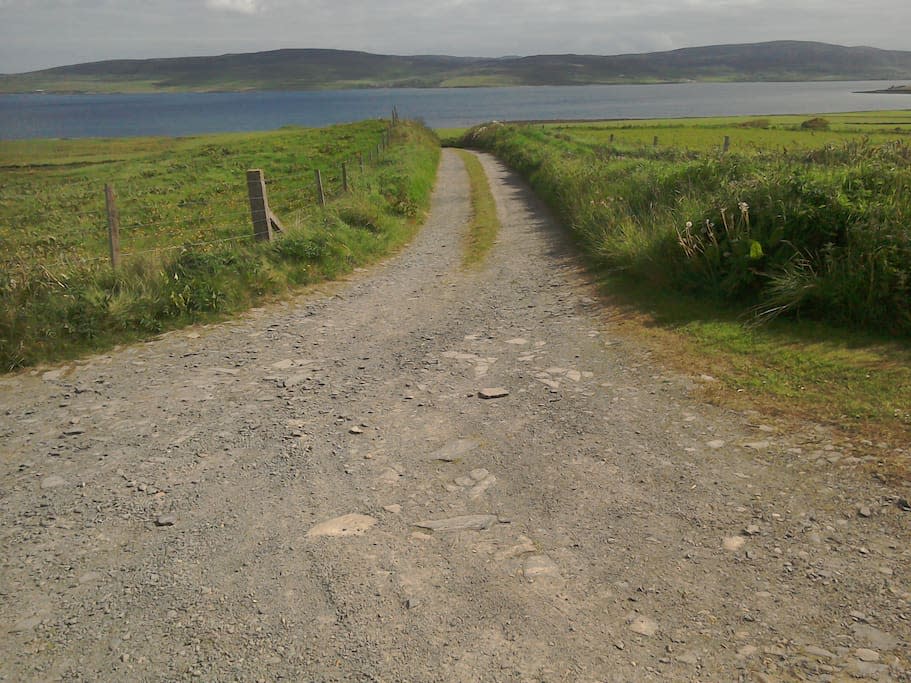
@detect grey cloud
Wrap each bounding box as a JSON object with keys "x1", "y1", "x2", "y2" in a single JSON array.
[{"x1": 1, "y1": 0, "x2": 909, "y2": 72}]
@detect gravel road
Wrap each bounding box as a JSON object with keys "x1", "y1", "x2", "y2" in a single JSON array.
[{"x1": 2, "y1": 150, "x2": 909, "y2": 682}]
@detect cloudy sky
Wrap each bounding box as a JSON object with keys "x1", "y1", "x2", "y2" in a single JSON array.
[{"x1": 1, "y1": 0, "x2": 908, "y2": 73}]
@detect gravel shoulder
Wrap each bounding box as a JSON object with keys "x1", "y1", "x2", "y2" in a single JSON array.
[{"x1": 1, "y1": 149, "x2": 909, "y2": 682}]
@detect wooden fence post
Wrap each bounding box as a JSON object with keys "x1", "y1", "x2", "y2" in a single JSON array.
[
  {"x1": 315, "y1": 169, "x2": 325, "y2": 207},
  {"x1": 246, "y1": 169, "x2": 282, "y2": 242},
  {"x1": 653, "y1": 135, "x2": 659, "y2": 147},
  {"x1": 609, "y1": 133, "x2": 614, "y2": 144},
  {"x1": 723, "y1": 135, "x2": 731, "y2": 153},
  {"x1": 104, "y1": 184, "x2": 121, "y2": 269},
  {"x1": 342, "y1": 162, "x2": 349, "y2": 193}
]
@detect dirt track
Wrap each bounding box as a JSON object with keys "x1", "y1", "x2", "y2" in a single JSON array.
[{"x1": 1, "y1": 150, "x2": 909, "y2": 682}]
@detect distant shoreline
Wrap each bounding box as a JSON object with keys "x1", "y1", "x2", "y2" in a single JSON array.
[{"x1": 857, "y1": 85, "x2": 911, "y2": 94}]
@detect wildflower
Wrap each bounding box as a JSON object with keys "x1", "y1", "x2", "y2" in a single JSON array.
[
  {"x1": 685, "y1": 221, "x2": 693, "y2": 229},
  {"x1": 738, "y1": 201, "x2": 749, "y2": 214}
]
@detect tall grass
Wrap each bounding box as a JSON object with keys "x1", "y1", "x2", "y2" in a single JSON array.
[
  {"x1": 0, "y1": 122, "x2": 440, "y2": 370},
  {"x1": 460, "y1": 123, "x2": 911, "y2": 336}
]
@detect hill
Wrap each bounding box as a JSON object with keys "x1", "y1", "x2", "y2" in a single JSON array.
[{"x1": 2, "y1": 41, "x2": 911, "y2": 93}]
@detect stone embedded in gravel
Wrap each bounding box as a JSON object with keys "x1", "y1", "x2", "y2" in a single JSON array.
[
  {"x1": 804, "y1": 646, "x2": 836, "y2": 660},
  {"x1": 505, "y1": 338, "x2": 528, "y2": 345},
  {"x1": 743, "y1": 441, "x2": 770, "y2": 450},
  {"x1": 676, "y1": 652, "x2": 699, "y2": 665},
  {"x1": 469, "y1": 468, "x2": 490, "y2": 481},
  {"x1": 858, "y1": 505, "x2": 872, "y2": 518},
  {"x1": 737, "y1": 645, "x2": 758, "y2": 657},
  {"x1": 744, "y1": 524, "x2": 761, "y2": 536},
  {"x1": 523, "y1": 555, "x2": 560, "y2": 579},
  {"x1": 79, "y1": 571, "x2": 102, "y2": 584},
  {"x1": 565, "y1": 370, "x2": 582, "y2": 383},
  {"x1": 856, "y1": 648, "x2": 880, "y2": 662},
  {"x1": 847, "y1": 660, "x2": 889, "y2": 678},
  {"x1": 454, "y1": 476, "x2": 474, "y2": 487},
  {"x1": 382, "y1": 505, "x2": 402, "y2": 514},
  {"x1": 10, "y1": 616, "x2": 42, "y2": 633},
  {"x1": 155, "y1": 515, "x2": 177, "y2": 527},
  {"x1": 40, "y1": 475, "x2": 66, "y2": 490},
  {"x1": 415, "y1": 514, "x2": 499, "y2": 532},
  {"x1": 306, "y1": 513, "x2": 377, "y2": 538},
  {"x1": 723, "y1": 536, "x2": 746, "y2": 551},
  {"x1": 429, "y1": 439, "x2": 478, "y2": 462},
  {"x1": 478, "y1": 387, "x2": 509, "y2": 399},
  {"x1": 852, "y1": 624, "x2": 899, "y2": 650},
  {"x1": 628, "y1": 616, "x2": 658, "y2": 637},
  {"x1": 349, "y1": 426, "x2": 364, "y2": 434},
  {"x1": 707, "y1": 440, "x2": 726, "y2": 449}
]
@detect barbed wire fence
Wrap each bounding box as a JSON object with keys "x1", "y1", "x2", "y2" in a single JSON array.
[{"x1": 0, "y1": 110, "x2": 402, "y2": 276}]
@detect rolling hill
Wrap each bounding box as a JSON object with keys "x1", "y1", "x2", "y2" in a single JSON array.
[{"x1": 2, "y1": 41, "x2": 911, "y2": 93}]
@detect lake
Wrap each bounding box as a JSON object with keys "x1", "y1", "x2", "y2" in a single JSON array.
[{"x1": 0, "y1": 81, "x2": 908, "y2": 139}]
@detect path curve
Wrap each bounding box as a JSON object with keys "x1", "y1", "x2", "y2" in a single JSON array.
[{"x1": 1, "y1": 150, "x2": 908, "y2": 681}]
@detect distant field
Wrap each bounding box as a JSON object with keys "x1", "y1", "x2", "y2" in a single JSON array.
[
  {"x1": 547, "y1": 110, "x2": 911, "y2": 152},
  {"x1": 437, "y1": 110, "x2": 911, "y2": 148}
]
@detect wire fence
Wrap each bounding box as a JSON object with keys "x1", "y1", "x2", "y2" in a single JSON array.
[{"x1": 1, "y1": 114, "x2": 402, "y2": 274}]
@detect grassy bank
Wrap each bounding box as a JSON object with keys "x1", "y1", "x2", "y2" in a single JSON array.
[
  {"x1": 0, "y1": 121, "x2": 440, "y2": 370},
  {"x1": 458, "y1": 113, "x2": 910, "y2": 446}
]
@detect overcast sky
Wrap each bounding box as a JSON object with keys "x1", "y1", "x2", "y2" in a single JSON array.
[{"x1": 1, "y1": 0, "x2": 909, "y2": 74}]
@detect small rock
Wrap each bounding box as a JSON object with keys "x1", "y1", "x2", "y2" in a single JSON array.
[
  {"x1": 743, "y1": 441, "x2": 770, "y2": 450},
  {"x1": 10, "y1": 616, "x2": 42, "y2": 633},
  {"x1": 707, "y1": 440, "x2": 726, "y2": 449},
  {"x1": 40, "y1": 475, "x2": 66, "y2": 490},
  {"x1": 737, "y1": 645, "x2": 759, "y2": 657},
  {"x1": 852, "y1": 624, "x2": 899, "y2": 650},
  {"x1": 405, "y1": 598, "x2": 420, "y2": 610},
  {"x1": 306, "y1": 514, "x2": 377, "y2": 538},
  {"x1": 349, "y1": 426, "x2": 364, "y2": 435},
  {"x1": 804, "y1": 646, "x2": 836, "y2": 660},
  {"x1": 429, "y1": 440, "x2": 478, "y2": 462},
  {"x1": 846, "y1": 660, "x2": 888, "y2": 678},
  {"x1": 155, "y1": 515, "x2": 177, "y2": 527},
  {"x1": 857, "y1": 505, "x2": 872, "y2": 518},
  {"x1": 478, "y1": 388, "x2": 509, "y2": 400},
  {"x1": 523, "y1": 555, "x2": 560, "y2": 579},
  {"x1": 628, "y1": 616, "x2": 658, "y2": 637},
  {"x1": 382, "y1": 505, "x2": 402, "y2": 514},
  {"x1": 723, "y1": 536, "x2": 746, "y2": 551},
  {"x1": 855, "y1": 648, "x2": 880, "y2": 662},
  {"x1": 744, "y1": 524, "x2": 761, "y2": 536},
  {"x1": 469, "y1": 468, "x2": 490, "y2": 481},
  {"x1": 415, "y1": 515, "x2": 499, "y2": 532},
  {"x1": 676, "y1": 652, "x2": 699, "y2": 665}
]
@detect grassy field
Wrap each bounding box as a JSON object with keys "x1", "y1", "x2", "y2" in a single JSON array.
[
  {"x1": 456, "y1": 111, "x2": 911, "y2": 453},
  {"x1": 0, "y1": 120, "x2": 440, "y2": 370}
]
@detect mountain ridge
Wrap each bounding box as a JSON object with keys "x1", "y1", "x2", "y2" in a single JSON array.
[{"x1": 3, "y1": 41, "x2": 911, "y2": 93}]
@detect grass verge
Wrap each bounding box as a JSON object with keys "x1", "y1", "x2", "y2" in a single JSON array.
[
  {"x1": 454, "y1": 150, "x2": 500, "y2": 267},
  {"x1": 1, "y1": 121, "x2": 440, "y2": 371}
]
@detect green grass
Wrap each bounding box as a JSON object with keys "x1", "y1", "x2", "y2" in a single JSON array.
[
  {"x1": 454, "y1": 150, "x2": 501, "y2": 267},
  {"x1": 0, "y1": 121, "x2": 440, "y2": 371},
  {"x1": 459, "y1": 112, "x2": 911, "y2": 450},
  {"x1": 0, "y1": 122, "x2": 395, "y2": 263}
]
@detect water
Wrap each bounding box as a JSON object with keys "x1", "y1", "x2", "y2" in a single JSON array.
[{"x1": 0, "y1": 81, "x2": 907, "y2": 139}]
